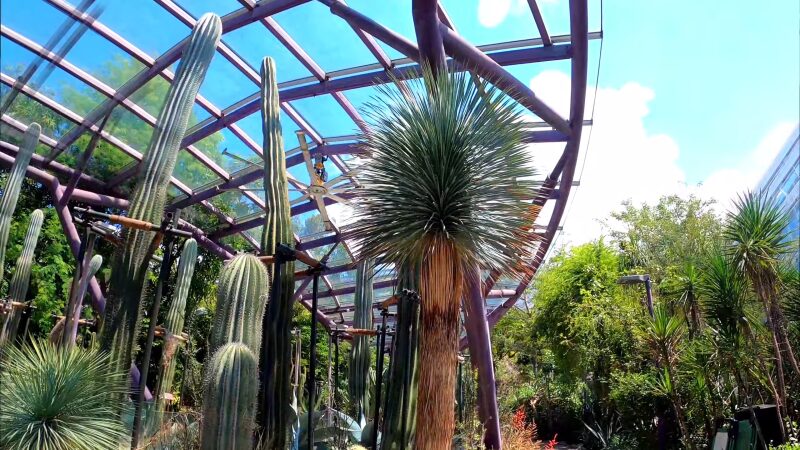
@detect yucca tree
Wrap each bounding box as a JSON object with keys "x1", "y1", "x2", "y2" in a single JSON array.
[
  {"x1": 663, "y1": 263, "x2": 703, "y2": 337},
  {"x1": 698, "y1": 249, "x2": 780, "y2": 443},
  {"x1": 0, "y1": 340, "x2": 128, "y2": 450},
  {"x1": 697, "y1": 256, "x2": 746, "y2": 395},
  {"x1": 723, "y1": 191, "x2": 799, "y2": 414},
  {"x1": 350, "y1": 66, "x2": 538, "y2": 449},
  {"x1": 645, "y1": 304, "x2": 691, "y2": 447}
]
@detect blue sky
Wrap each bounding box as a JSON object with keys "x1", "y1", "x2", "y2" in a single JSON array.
[{"x1": 1, "y1": 0, "x2": 798, "y2": 242}]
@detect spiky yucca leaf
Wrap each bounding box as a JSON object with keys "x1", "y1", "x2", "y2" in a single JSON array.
[
  {"x1": 724, "y1": 191, "x2": 792, "y2": 282},
  {"x1": 350, "y1": 67, "x2": 538, "y2": 272},
  {"x1": 698, "y1": 251, "x2": 754, "y2": 345},
  {"x1": 350, "y1": 67, "x2": 538, "y2": 449},
  {"x1": 0, "y1": 341, "x2": 127, "y2": 450}
]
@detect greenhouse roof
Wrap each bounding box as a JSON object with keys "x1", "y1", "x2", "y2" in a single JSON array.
[{"x1": 0, "y1": 0, "x2": 601, "y2": 337}]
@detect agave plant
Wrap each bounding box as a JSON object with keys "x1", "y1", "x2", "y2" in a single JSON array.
[
  {"x1": 0, "y1": 340, "x2": 128, "y2": 450},
  {"x1": 723, "y1": 191, "x2": 799, "y2": 416},
  {"x1": 350, "y1": 66, "x2": 538, "y2": 449}
]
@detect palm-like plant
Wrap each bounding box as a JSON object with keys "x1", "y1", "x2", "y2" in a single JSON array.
[
  {"x1": 723, "y1": 191, "x2": 799, "y2": 410},
  {"x1": 350, "y1": 67, "x2": 538, "y2": 449},
  {"x1": 645, "y1": 304, "x2": 690, "y2": 445},
  {"x1": 663, "y1": 263, "x2": 702, "y2": 336},
  {"x1": 0, "y1": 340, "x2": 128, "y2": 450}
]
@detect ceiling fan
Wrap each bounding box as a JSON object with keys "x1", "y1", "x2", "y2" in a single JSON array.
[{"x1": 291, "y1": 131, "x2": 358, "y2": 231}]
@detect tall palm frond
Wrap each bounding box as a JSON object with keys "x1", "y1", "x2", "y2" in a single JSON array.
[
  {"x1": 724, "y1": 191, "x2": 791, "y2": 279},
  {"x1": 0, "y1": 340, "x2": 128, "y2": 450},
  {"x1": 646, "y1": 304, "x2": 685, "y2": 367},
  {"x1": 350, "y1": 66, "x2": 538, "y2": 449},
  {"x1": 697, "y1": 251, "x2": 753, "y2": 345}
]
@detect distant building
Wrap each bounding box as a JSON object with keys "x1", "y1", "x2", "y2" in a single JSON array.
[{"x1": 756, "y1": 125, "x2": 799, "y2": 265}]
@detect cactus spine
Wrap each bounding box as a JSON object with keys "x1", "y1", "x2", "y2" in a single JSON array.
[
  {"x1": 210, "y1": 253, "x2": 269, "y2": 356},
  {"x1": 100, "y1": 14, "x2": 221, "y2": 376},
  {"x1": 0, "y1": 209, "x2": 43, "y2": 347},
  {"x1": 0, "y1": 123, "x2": 40, "y2": 281},
  {"x1": 201, "y1": 342, "x2": 259, "y2": 450},
  {"x1": 153, "y1": 238, "x2": 197, "y2": 415},
  {"x1": 258, "y1": 56, "x2": 297, "y2": 448},
  {"x1": 349, "y1": 259, "x2": 374, "y2": 421}
]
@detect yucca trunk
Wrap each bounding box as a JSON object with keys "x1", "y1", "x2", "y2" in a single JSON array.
[{"x1": 415, "y1": 241, "x2": 463, "y2": 450}]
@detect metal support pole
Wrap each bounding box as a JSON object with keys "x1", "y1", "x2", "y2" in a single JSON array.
[
  {"x1": 333, "y1": 329, "x2": 340, "y2": 408},
  {"x1": 132, "y1": 211, "x2": 181, "y2": 448},
  {"x1": 373, "y1": 309, "x2": 388, "y2": 449},
  {"x1": 62, "y1": 227, "x2": 96, "y2": 347},
  {"x1": 457, "y1": 358, "x2": 464, "y2": 423},
  {"x1": 644, "y1": 277, "x2": 654, "y2": 318},
  {"x1": 308, "y1": 269, "x2": 321, "y2": 450}
]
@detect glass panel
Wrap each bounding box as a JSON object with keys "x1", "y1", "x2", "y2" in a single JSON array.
[
  {"x1": 288, "y1": 94, "x2": 358, "y2": 138},
  {"x1": 99, "y1": 0, "x2": 186, "y2": 58},
  {"x1": 273, "y1": 2, "x2": 378, "y2": 72}
]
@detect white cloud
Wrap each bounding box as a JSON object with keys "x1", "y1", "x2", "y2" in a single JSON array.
[
  {"x1": 697, "y1": 121, "x2": 795, "y2": 212},
  {"x1": 477, "y1": 0, "x2": 535, "y2": 28},
  {"x1": 525, "y1": 70, "x2": 796, "y2": 247}
]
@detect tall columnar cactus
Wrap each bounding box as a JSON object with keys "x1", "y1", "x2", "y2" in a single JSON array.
[
  {"x1": 99, "y1": 14, "x2": 221, "y2": 376},
  {"x1": 348, "y1": 259, "x2": 374, "y2": 421},
  {"x1": 200, "y1": 342, "x2": 259, "y2": 450},
  {"x1": 0, "y1": 123, "x2": 40, "y2": 281},
  {"x1": 258, "y1": 56, "x2": 297, "y2": 448},
  {"x1": 210, "y1": 253, "x2": 269, "y2": 356},
  {"x1": 153, "y1": 238, "x2": 197, "y2": 416},
  {"x1": 381, "y1": 271, "x2": 420, "y2": 450},
  {"x1": 0, "y1": 209, "x2": 43, "y2": 347}
]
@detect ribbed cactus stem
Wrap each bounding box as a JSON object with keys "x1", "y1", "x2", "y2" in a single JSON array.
[
  {"x1": 349, "y1": 259, "x2": 374, "y2": 421},
  {"x1": 64, "y1": 254, "x2": 103, "y2": 347},
  {"x1": 200, "y1": 343, "x2": 259, "y2": 450},
  {"x1": 210, "y1": 253, "x2": 268, "y2": 356},
  {"x1": 381, "y1": 270, "x2": 420, "y2": 450},
  {"x1": 258, "y1": 56, "x2": 297, "y2": 448},
  {"x1": 0, "y1": 209, "x2": 43, "y2": 347},
  {"x1": 153, "y1": 239, "x2": 197, "y2": 417},
  {"x1": 100, "y1": 14, "x2": 221, "y2": 377},
  {"x1": 0, "y1": 123, "x2": 40, "y2": 280}
]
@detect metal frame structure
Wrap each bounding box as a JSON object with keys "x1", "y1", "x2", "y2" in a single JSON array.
[{"x1": 0, "y1": 0, "x2": 598, "y2": 340}]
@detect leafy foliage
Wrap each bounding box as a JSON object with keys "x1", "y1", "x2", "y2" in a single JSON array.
[{"x1": 0, "y1": 341, "x2": 128, "y2": 450}]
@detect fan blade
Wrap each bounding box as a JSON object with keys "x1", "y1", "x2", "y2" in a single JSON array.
[
  {"x1": 290, "y1": 193, "x2": 311, "y2": 205},
  {"x1": 327, "y1": 193, "x2": 352, "y2": 205},
  {"x1": 296, "y1": 131, "x2": 316, "y2": 182},
  {"x1": 314, "y1": 195, "x2": 334, "y2": 230}
]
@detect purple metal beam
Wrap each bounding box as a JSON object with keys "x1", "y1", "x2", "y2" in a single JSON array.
[
  {"x1": 463, "y1": 266, "x2": 501, "y2": 449},
  {"x1": 527, "y1": 0, "x2": 552, "y2": 46},
  {"x1": 300, "y1": 278, "x2": 397, "y2": 300},
  {"x1": 412, "y1": 0, "x2": 446, "y2": 70},
  {"x1": 483, "y1": 0, "x2": 589, "y2": 330},
  {"x1": 181, "y1": 43, "x2": 571, "y2": 146},
  {"x1": 439, "y1": 24, "x2": 570, "y2": 134},
  {"x1": 49, "y1": 0, "x2": 309, "y2": 155},
  {"x1": 210, "y1": 192, "x2": 355, "y2": 239}
]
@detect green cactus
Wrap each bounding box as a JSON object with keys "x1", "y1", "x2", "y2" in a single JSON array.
[
  {"x1": 99, "y1": 14, "x2": 221, "y2": 376},
  {"x1": 258, "y1": 56, "x2": 297, "y2": 448},
  {"x1": 153, "y1": 238, "x2": 197, "y2": 418},
  {"x1": 63, "y1": 254, "x2": 103, "y2": 347},
  {"x1": 381, "y1": 272, "x2": 420, "y2": 450},
  {"x1": 210, "y1": 253, "x2": 269, "y2": 357},
  {"x1": 0, "y1": 123, "x2": 40, "y2": 281},
  {"x1": 200, "y1": 342, "x2": 259, "y2": 450},
  {"x1": 0, "y1": 209, "x2": 43, "y2": 347},
  {"x1": 348, "y1": 259, "x2": 374, "y2": 421}
]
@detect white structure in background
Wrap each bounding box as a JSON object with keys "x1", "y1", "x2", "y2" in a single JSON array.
[{"x1": 756, "y1": 124, "x2": 799, "y2": 266}]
